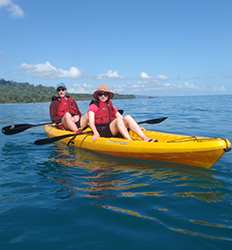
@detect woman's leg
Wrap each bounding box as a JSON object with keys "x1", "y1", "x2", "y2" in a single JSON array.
[
  {"x1": 123, "y1": 115, "x2": 152, "y2": 141},
  {"x1": 80, "y1": 114, "x2": 89, "y2": 130},
  {"x1": 110, "y1": 117, "x2": 132, "y2": 140},
  {"x1": 62, "y1": 112, "x2": 79, "y2": 132}
]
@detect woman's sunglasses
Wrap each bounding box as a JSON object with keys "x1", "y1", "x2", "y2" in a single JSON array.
[
  {"x1": 98, "y1": 92, "x2": 109, "y2": 97},
  {"x1": 57, "y1": 87, "x2": 66, "y2": 92}
]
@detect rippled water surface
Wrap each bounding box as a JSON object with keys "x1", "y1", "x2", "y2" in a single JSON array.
[{"x1": 0, "y1": 96, "x2": 232, "y2": 250}]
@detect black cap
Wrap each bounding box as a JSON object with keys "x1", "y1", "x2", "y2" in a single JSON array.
[{"x1": 56, "y1": 83, "x2": 67, "y2": 91}]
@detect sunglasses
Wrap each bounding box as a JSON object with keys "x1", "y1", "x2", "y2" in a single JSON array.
[
  {"x1": 97, "y1": 92, "x2": 109, "y2": 97},
  {"x1": 57, "y1": 87, "x2": 66, "y2": 92}
]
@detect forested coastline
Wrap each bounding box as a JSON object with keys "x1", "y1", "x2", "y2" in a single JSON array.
[{"x1": 0, "y1": 79, "x2": 135, "y2": 103}]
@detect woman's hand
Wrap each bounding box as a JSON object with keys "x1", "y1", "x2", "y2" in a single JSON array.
[
  {"x1": 93, "y1": 132, "x2": 100, "y2": 141},
  {"x1": 88, "y1": 111, "x2": 100, "y2": 141}
]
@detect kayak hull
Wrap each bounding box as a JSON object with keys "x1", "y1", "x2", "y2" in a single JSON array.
[{"x1": 44, "y1": 125, "x2": 231, "y2": 169}]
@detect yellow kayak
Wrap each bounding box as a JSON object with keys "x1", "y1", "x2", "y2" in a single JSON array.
[{"x1": 44, "y1": 125, "x2": 231, "y2": 169}]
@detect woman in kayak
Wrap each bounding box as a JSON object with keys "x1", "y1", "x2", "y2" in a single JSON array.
[
  {"x1": 88, "y1": 84, "x2": 155, "y2": 142},
  {"x1": 50, "y1": 84, "x2": 88, "y2": 132}
]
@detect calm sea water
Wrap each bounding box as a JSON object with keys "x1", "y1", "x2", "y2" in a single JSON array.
[{"x1": 0, "y1": 95, "x2": 232, "y2": 250}]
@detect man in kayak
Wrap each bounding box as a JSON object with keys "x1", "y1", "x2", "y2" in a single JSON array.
[
  {"x1": 88, "y1": 84, "x2": 156, "y2": 141},
  {"x1": 49, "y1": 84, "x2": 88, "y2": 132}
]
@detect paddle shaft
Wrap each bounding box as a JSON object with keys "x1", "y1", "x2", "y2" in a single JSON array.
[{"x1": 34, "y1": 131, "x2": 93, "y2": 145}]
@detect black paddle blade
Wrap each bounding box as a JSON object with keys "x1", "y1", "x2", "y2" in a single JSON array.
[
  {"x1": 2, "y1": 124, "x2": 33, "y2": 135},
  {"x1": 34, "y1": 133, "x2": 75, "y2": 145},
  {"x1": 2, "y1": 122, "x2": 53, "y2": 135},
  {"x1": 138, "y1": 116, "x2": 168, "y2": 125},
  {"x1": 34, "y1": 131, "x2": 93, "y2": 145}
]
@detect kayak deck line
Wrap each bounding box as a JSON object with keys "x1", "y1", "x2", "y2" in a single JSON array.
[
  {"x1": 166, "y1": 136, "x2": 221, "y2": 143},
  {"x1": 44, "y1": 125, "x2": 231, "y2": 169},
  {"x1": 166, "y1": 136, "x2": 231, "y2": 152}
]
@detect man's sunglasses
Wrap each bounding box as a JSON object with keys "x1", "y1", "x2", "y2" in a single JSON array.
[
  {"x1": 57, "y1": 87, "x2": 66, "y2": 92},
  {"x1": 98, "y1": 92, "x2": 109, "y2": 97}
]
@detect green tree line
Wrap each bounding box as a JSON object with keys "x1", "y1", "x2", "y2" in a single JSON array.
[{"x1": 0, "y1": 79, "x2": 135, "y2": 103}]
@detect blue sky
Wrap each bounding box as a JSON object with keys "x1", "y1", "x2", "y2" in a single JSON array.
[{"x1": 0, "y1": 0, "x2": 232, "y2": 95}]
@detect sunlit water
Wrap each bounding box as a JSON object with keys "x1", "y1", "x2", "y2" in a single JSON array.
[{"x1": 0, "y1": 96, "x2": 232, "y2": 250}]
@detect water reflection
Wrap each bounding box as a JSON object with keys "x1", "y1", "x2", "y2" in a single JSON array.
[
  {"x1": 36, "y1": 144, "x2": 225, "y2": 203},
  {"x1": 35, "y1": 145, "x2": 232, "y2": 242}
]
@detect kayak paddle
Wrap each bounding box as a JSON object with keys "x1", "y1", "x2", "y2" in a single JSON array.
[
  {"x1": 34, "y1": 116, "x2": 168, "y2": 145},
  {"x1": 118, "y1": 110, "x2": 168, "y2": 124},
  {"x1": 2, "y1": 110, "x2": 124, "y2": 136},
  {"x1": 2, "y1": 122, "x2": 53, "y2": 135},
  {"x1": 138, "y1": 116, "x2": 168, "y2": 125},
  {"x1": 34, "y1": 131, "x2": 93, "y2": 145}
]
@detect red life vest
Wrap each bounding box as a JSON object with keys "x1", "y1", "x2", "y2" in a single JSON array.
[
  {"x1": 91, "y1": 100, "x2": 117, "y2": 125},
  {"x1": 50, "y1": 96, "x2": 81, "y2": 124}
]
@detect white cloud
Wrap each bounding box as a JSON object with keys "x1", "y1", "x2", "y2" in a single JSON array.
[
  {"x1": 97, "y1": 69, "x2": 122, "y2": 79},
  {"x1": 211, "y1": 85, "x2": 226, "y2": 92},
  {"x1": 140, "y1": 72, "x2": 151, "y2": 80},
  {"x1": 0, "y1": 0, "x2": 24, "y2": 17},
  {"x1": 151, "y1": 81, "x2": 200, "y2": 90},
  {"x1": 180, "y1": 81, "x2": 200, "y2": 89},
  {"x1": 133, "y1": 79, "x2": 203, "y2": 92},
  {"x1": 157, "y1": 74, "x2": 168, "y2": 80},
  {"x1": 21, "y1": 61, "x2": 81, "y2": 79},
  {"x1": 140, "y1": 72, "x2": 168, "y2": 81},
  {"x1": 68, "y1": 82, "x2": 92, "y2": 93}
]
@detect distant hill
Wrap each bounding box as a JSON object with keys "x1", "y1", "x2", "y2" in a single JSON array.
[{"x1": 0, "y1": 79, "x2": 135, "y2": 103}]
